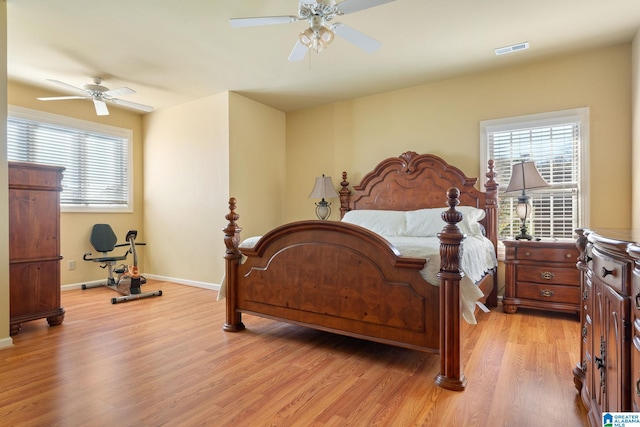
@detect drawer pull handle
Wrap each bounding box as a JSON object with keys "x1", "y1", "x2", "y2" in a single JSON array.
[
  {"x1": 566, "y1": 253, "x2": 572, "y2": 258},
  {"x1": 601, "y1": 267, "x2": 614, "y2": 278},
  {"x1": 540, "y1": 289, "x2": 554, "y2": 298},
  {"x1": 524, "y1": 251, "x2": 531, "y2": 256},
  {"x1": 540, "y1": 271, "x2": 554, "y2": 280}
]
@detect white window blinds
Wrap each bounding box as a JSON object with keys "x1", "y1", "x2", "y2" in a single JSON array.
[
  {"x1": 482, "y1": 108, "x2": 589, "y2": 240},
  {"x1": 7, "y1": 106, "x2": 132, "y2": 211}
]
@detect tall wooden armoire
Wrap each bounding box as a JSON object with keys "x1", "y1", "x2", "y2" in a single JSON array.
[{"x1": 8, "y1": 162, "x2": 65, "y2": 335}]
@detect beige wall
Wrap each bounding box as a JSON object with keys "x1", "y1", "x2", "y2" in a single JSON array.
[
  {"x1": 144, "y1": 92, "x2": 285, "y2": 287},
  {"x1": 633, "y1": 30, "x2": 640, "y2": 229},
  {"x1": 0, "y1": 3, "x2": 10, "y2": 347},
  {"x1": 141, "y1": 92, "x2": 286, "y2": 286},
  {"x1": 142, "y1": 92, "x2": 230, "y2": 285},
  {"x1": 7, "y1": 81, "x2": 146, "y2": 287},
  {"x1": 285, "y1": 44, "x2": 633, "y2": 231},
  {"x1": 228, "y1": 92, "x2": 287, "y2": 239}
]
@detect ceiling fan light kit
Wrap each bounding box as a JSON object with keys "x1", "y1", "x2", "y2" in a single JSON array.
[
  {"x1": 299, "y1": 16, "x2": 335, "y2": 52},
  {"x1": 229, "y1": 0, "x2": 396, "y2": 61},
  {"x1": 37, "y1": 76, "x2": 154, "y2": 116}
]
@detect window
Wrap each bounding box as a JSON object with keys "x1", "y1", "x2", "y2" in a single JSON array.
[
  {"x1": 7, "y1": 106, "x2": 133, "y2": 212},
  {"x1": 480, "y1": 108, "x2": 589, "y2": 241}
]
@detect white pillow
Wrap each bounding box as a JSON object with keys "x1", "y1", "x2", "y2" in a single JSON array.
[
  {"x1": 405, "y1": 208, "x2": 445, "y2": 237},
  {"x1": 456, "y1": 206, "x2": 486, "y2": 237},
  {"x1": 341, "y1": 210, "x2": 406, "y2": 237},
  {"x1": 404, "y1": 207, "x2": 486, "y2": 237}
]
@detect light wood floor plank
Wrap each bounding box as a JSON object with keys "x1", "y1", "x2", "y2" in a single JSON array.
[{"x1": 0, "y1": 281, "x2": 588, "y2": 426}]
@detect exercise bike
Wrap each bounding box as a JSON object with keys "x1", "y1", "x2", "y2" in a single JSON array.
[{"x1": 82, "y1": 225, "x2": 162, "y2": 304}]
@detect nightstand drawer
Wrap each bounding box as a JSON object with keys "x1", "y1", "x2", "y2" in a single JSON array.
[
  {"x1": 515, "y1": 246, "x2": 579, "y2": 263},
  {"x1": 517, "y1": 265, "x2": 580, "y2": 286},
  {"x1": 517, "y1": 282, "x2": 581, "y2": 305}
]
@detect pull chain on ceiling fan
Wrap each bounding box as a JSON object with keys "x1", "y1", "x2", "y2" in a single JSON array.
[
  {"x1": 37, "y1": 76, "x2": 154, "y2": 116},
  {"x1": 229, "y1": 0, "x2": 396, "y2": 61}
]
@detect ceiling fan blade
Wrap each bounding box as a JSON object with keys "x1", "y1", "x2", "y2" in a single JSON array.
[
  {"x1": 337, "y1": 0, "x2": 396, "y2": 14},
  {"x1": 93, "y1": 100, "x2": 109, "y2": 116},
  {"x1": 37, "y1": 96, "x2": 89, "y2": 101},
  {"x1": 288, "y1": 40, "x2": 308, "y2": 62},
  {"x1": 109, "y1": 98, "x2": 154, "y2": 113},
  {"x1": 104, "y1": 87, "x2": 135, "y2": 97},
  {"x1": 45, "y1": 79, "x2": 89, "y2": 96},
  {"x1": 331, "y1": 23, "x2": 382, "y2": 53},
  {"x1": 229, "y1": 16, "x2": 298, "y2": 28}
]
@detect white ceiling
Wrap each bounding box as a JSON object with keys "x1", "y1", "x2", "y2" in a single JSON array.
[{"x1": 7, "y1": 0, "x2": 640, "y2": 113}]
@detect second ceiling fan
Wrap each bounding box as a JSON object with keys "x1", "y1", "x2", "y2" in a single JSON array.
[
  {"x1": 38, "y1": 77, "x2": 153, "y2": 116},
  {"x1": 229, "y1": 0, "x2": 396, "y2": 61}
]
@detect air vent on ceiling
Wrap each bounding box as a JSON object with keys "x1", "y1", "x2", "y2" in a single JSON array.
[{"x1": 495, "y1": 42, "x2": 530, "y2": 56}]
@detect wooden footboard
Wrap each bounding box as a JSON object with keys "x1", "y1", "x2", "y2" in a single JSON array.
[{"x1": 223, "y1": 188, "x2": 469, "y2": 390}]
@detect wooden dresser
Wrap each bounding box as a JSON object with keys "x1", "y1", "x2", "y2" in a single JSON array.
[
  {"x1": 503, "y1": 239, "x2": 580, "y2": 314},
  {"x1": 9, "y1": 162, "x2": 65, "y2": 335},
  {"x1": 573, "y1": 228, "x2": 640, "y2": 427}
]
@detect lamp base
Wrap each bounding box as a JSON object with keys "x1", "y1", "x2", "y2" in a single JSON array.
[
  {"x1": 515, "y1": 222, "x2": 533, "y2": 240},
  {"x1": 515, "y1": 233, "x2": 533, "y2": 241},
  {"x1": 315, "y1": 200, "x2": 331, "y2": 221}
]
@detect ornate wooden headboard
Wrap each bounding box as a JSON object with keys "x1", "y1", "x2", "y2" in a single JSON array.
[{"x1": 338, "y1": 151, "x2": 499, "y2": 250}]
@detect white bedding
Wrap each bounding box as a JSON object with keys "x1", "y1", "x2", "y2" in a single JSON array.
[{"x1": 385, "y1": 235, "x2": 496, "y2": 324}]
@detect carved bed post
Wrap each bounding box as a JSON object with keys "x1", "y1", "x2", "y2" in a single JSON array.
[
  {"x1": 436, "y1": 187, "x2": 467, "y2": 391},
  {"x1": 484, "y1": 159, "x2": 499, "y2": 307},
  {"x1": 339, "y1": 171, "x2": 351, "y2": 219},
  {"x1": 222, "y1": 197, "x2": 245, "y2": 332}
]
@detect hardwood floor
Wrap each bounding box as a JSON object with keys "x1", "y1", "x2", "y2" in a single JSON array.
[{"x1": 0, "y1": 281, "x2": 588, "y2": 426}]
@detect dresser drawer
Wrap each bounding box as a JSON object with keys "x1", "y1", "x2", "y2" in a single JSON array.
[
  {"x1": 592, "y1": 249, "x2": 630, "y2": 294},
  {"x1": 516, "y1": 282, "x2": 581, "y2": 305},
  {"x1": 515, "y1": 246, "x2": 579, "y2": 263},
  {"x1": 517, "y1": 265, "x2": 579, "y2": 286}
]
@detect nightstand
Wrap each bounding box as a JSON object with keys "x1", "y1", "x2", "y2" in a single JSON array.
[{"x1": 503, "y1": 239, "x2": 580, "y2": 314}]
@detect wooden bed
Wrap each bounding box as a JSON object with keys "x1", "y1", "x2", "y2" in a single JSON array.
[{"x1": 222, "y1": 151, "x2": 499, "y2": 390}]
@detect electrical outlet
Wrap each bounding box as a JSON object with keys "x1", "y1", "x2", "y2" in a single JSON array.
[{"x1": 67, "y1": 260, "x2": 76, "y2": 270}]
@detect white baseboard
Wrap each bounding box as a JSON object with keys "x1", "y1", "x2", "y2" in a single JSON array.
[
  {"x1": 0, "y1": 337, "x2": 14, "y2": 350},
  {"x1": 62, "y1": 275, "x2": 220, "y2": 292},
  {"x1": 143, "y1": 274, "x2": 220, "y2": 291}
]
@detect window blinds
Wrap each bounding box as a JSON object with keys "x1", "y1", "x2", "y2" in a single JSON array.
[
  {"x1": 7, "y1": 113, "x2": 130, "y2": 208},
  {"x1": 489, "y1": 122, "x2": 580, "y2": 239}
]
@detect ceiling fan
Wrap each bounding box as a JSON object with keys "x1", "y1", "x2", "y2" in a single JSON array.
[
  {"x1": 229, "y1": 0, "x2": 396, "y2": 61},
  {"x1": 37, "y1": 77, "x2": 154, "y2": 116}
]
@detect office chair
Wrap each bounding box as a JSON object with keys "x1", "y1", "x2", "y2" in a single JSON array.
[{"x1": 82, "y1": 224, "x2": 162, "y2": 304}]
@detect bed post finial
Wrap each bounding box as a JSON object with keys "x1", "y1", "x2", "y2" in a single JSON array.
[
  {"x1": 223, "y1": 197, "x2": 245, "y2": 332},
  {"x1": 484, "y1": 159, "x2": 499, "y2": 206},
  {"x1": 223, "y1": 197, "x2": 242, "y2": 257},
  {"x1": 436, "y1": 187, "x2": 467, "y2": 391},
  {"x1": 339, "y1": 171, "x2": 351, "y2": 219}
]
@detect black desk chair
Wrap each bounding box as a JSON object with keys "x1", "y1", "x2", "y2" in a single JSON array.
[{"x1": 82, "y1": 224, "x2": 162, "y2": 304}]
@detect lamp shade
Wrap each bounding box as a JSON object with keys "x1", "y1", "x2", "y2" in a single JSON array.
[
  {"x1": 309, "y1": 175, "x2": 339, "y2": 199},
  {"x1": 505, "y1": 161, "x2": 550, "y2": 193}
]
